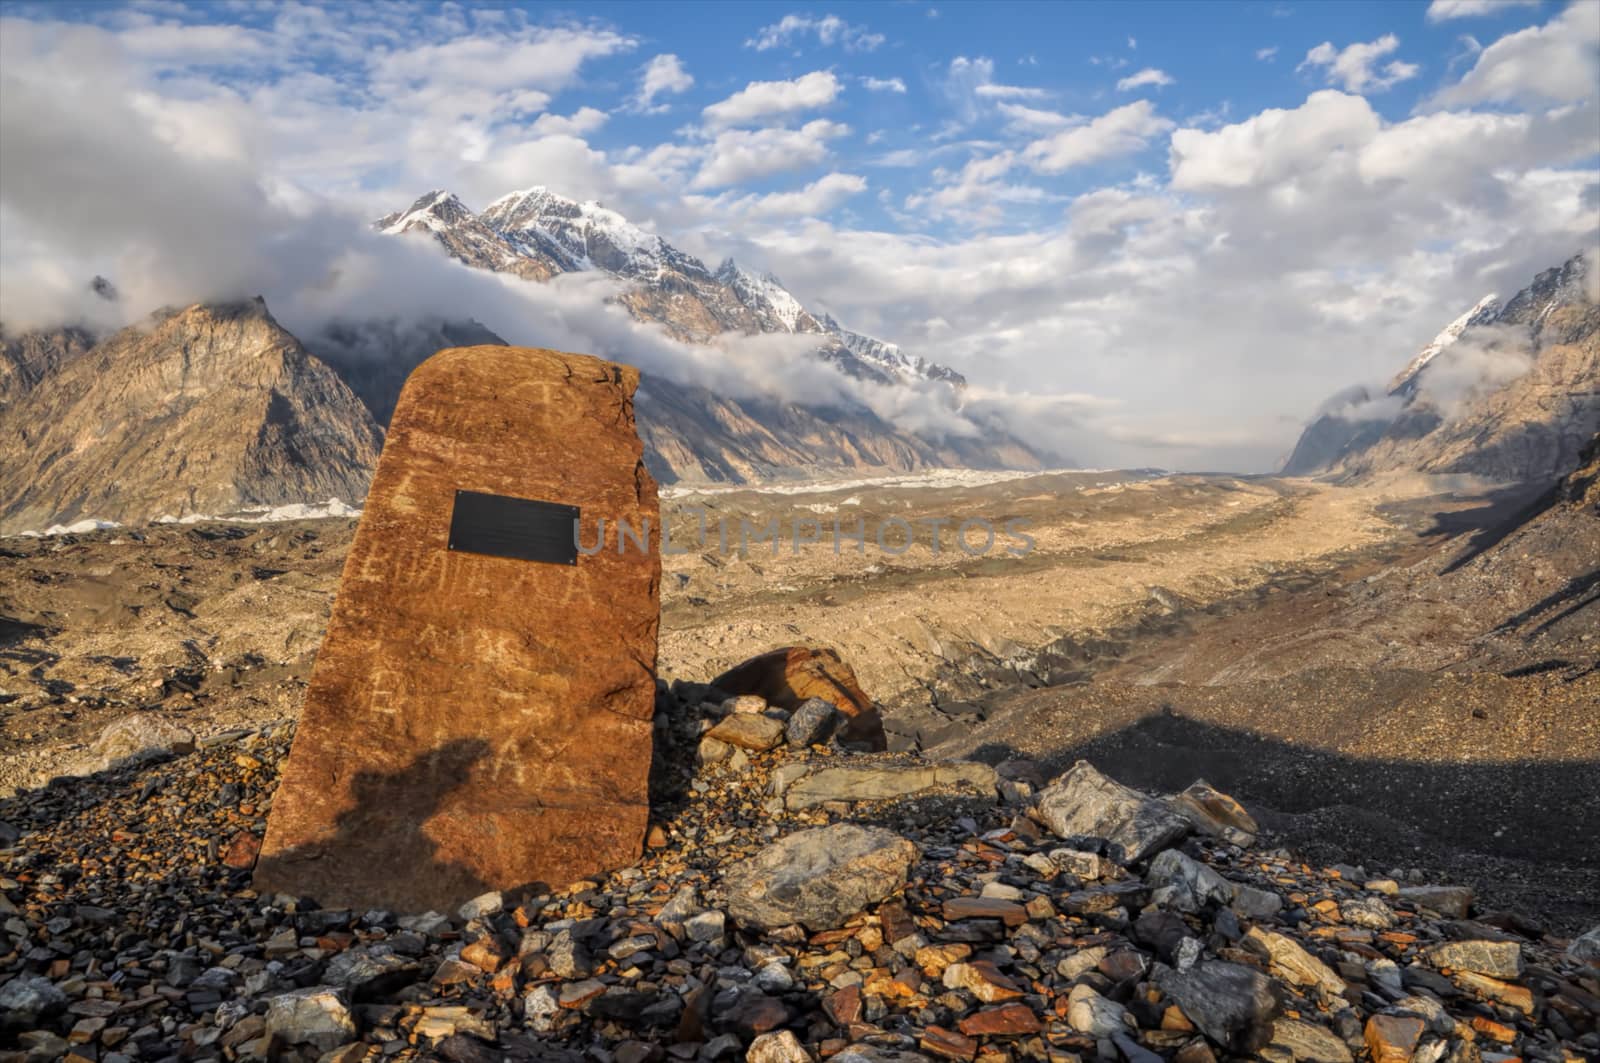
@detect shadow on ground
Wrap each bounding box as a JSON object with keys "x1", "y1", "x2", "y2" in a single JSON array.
[{"x1": 956, "y1": 711, "x2": 1599, "y2": 931}]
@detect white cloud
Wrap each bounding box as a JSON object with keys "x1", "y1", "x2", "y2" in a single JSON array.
[
  {"x1": 702, "y1": 70, "x2": 842, "y2": 126},
  {"x1": 1023, "y1": 100, "x2": 1173, "y2": 173},
  {"x1": 997, "y1": 102, "x2": 1078, "y2": 132},
  {"x1": 692, "y1": 172, "x2": 868, "y2": 219},
  {"x1": 635, "y1": 53, "x2": 693, "y2": 112},
  {"x1": 691, "y1": 119, "x2": 851, "y2": 187},
  {"x1": 1116, "y1": 67, "x2": 1175, "y2": 91},
  {"x1": 371, "y1": 25, "x2": 635, "y2": 99},
  {"x1": 862, "y1": 75, "x2": 907, "y2": 93},
  {"x1": 1426, "y1": 0, "x2": 1541, "y2": 21},
  {"x1": 1298, "y1": 34, "x2": 1421, "y2": 93},
  {"x1": 1429, "y1": 3, "x2": 1600, "y2": 107},
  {"x1": 2, "y1": 3, "x2": 1597, "y2": 473},
  {"x1": 906, "y1": 150, "x2": 1048, "y2": 225},
  {"x1": 974, "y1": 82, "x2": 1048, "y2": 100},
  {"x1": 747, "y1": 13, "x2": 884, "y2": 52},
  {"x1": 527, "y1": 107, "x2": 609, "y2": 137},
  {"x1": 1257, "y1": 46, "x2": 1279, "y2": 62}
]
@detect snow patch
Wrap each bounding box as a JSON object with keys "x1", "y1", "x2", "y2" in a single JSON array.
[{"x1": 154, "y1": 498, "x2": 361, "y2": 525}]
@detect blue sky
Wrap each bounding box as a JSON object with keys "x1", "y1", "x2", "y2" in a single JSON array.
[{"x1": 1, "y1": 0, "x2": 1597, "y2": 468}]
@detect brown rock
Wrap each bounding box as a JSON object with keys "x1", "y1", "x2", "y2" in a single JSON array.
[
  {"x1": 957, "y1": 1004, "x2": 1042, "y2": 1037},
  {"x1": 1169, "y1": 780, "x2": 1258, "y2": 846},
  {"x1": 725, "y1": 992, "x2": 788, "y2": 1038},
  {"x1": 1470, "y1": 1016, "x2": 1517, "y2": 1044},
  {"x1": 943, "y1": 897, "x2": 1027, "y2": 927},
  {"x1": 222, "y1": 831, "x2": 262, "y2": 870},
  {"x1": 255, "y1": 347, "x2": 659, "y2": 912},
  {"x1": 920, "y1": 1026, "x2": 978, "y2": 1061},
  {"x1": 704, "y1": 713, "x2": 785, "y2": 751},
  {"x1": 823, "y1": 985, "x2": 862, "y2": 1026},
  {"x1": 1363, "y1": 1014, "x2": 1423, "y2": 1063},
  {"x1": 710, "y1": 646, "x2": 886, "y2": 750}
]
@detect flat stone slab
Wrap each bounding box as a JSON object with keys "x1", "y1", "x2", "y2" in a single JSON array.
[
  {"x1": 783, "y1": 762, "x2": 998, "y2": 810},
  {"x1": 256, "y1": 346, "x2": 659, "y2": 912}
]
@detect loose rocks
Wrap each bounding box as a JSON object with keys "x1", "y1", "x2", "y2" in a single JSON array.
[
  {"x1": 1033, "y1": 760, "x2": 1190, "y2": 865},
  {"x1": 724, "y1": 824, "x2": 919, "y2": 930}
]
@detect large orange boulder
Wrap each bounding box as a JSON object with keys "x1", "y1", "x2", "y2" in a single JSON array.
[
  {"x1": 711, "y1": 646, "x2": 886, "y2": 751},
  {"x1": 255, "y1": 346, "x2": 660, "y2": 912}
]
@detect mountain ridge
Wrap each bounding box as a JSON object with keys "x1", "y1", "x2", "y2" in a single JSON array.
[
  {"x1": 1282, "y1": 251, "x2": 1599, "y2": 482},
  {"x1": 377, "y1": 187, "x2": 969, "y2": 389},
  {"x1": 0, "y1": 299, "x2": 383, "y2": 535}
]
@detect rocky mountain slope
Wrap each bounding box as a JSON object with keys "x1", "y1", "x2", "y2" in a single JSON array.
[
  {"x1": 0, "y1": 301, "x2": 383, "y2": 535},
  {"x1": 378, "y1": 189, "x2": 963, "y2": 389},
  {"x1": 374, "y1": 189, "x2": 1038, "y2": 485},
  {"x1": 1283, "y1": 253, "x2": 1599, "y2": 482}
]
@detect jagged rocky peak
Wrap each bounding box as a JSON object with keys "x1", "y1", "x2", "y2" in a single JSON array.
[
  {"x1": 479, "y1": 186, "x2": 681, "y2": 278},
  {"x1": 0, "y1": 297, "x2": 383, "y2": 534},
  {"x1": 1389, "y1": 293, "x2": 1500, "y2": 395},
  {"x1": 377, "y1": 189, "x2": 475, "y2": 234},
  {"x1": 1499, "y1": 250, "x2": 1591, "y2": 329},
  {"x1": 715, "y1": 257, "x2": 816, "y2": 334},
  {"x1": 1284, "y1": 249, "x2": 1599, "y2": 482}
]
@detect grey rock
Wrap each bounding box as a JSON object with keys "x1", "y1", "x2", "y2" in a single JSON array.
[
  {"x1": 785, "y1": 698, "x2": 840, "y2": 747},
  {"x1": 1398, "y1": 885, "x2": 1473, "y2": 918},
  {"x1": 1065, "y1": 984, "x2": 1131, "y2": 1037},
  {"x1": 830, "y1": 1051, "x2": 931, "y2": 1063},
  {"x1": 1568, "y1": 924, "x2": 1600, "y2": 963},
  {"x1": 724, "y1": 824, "x2": 919, "y2": 931},
  {"x1": 1269, "y1": 1017, "x2": 1354, "y2": 1063},
  {"x1": 1421, "y1": 939, "x2": 1522, "y2": 979},
  {"x1": 1340, "y1": 896, "x2": 1395, "y2": 929},
  {"x1": 1146, "y1": 848, "x2": 1235, "y2": 912},
  {"x1": 398, "y1": 910, "x2": 451, "y2": 935},
  {"x1": 1155, "y1": 960, "x2": 1285, "y2": 1054},
  {"x1": 523, "y1": 985, "x2": 560, "y2": 1032},
  {"x1": 783, "y1": 762, "x2": 997, "y2": 810},
  {"x1": 457, "y1": 891, "x2": 502, "y2": 922},
  {"x1": 1049, "y1": 847, "x2": 1112, "y2": 880},
  {"x1": 654, "y1": 885, "x2": 698, "y2": 940},
  {"x1": 1033, "y1": 760, "x2": 1189, "y2": 865},
  {"x1": 0, "y1": 974, "x2": 67, "y2": 1028},
  {"x1": 685, "y1": 909, "x2": 726, "y2": 943},
  {"x1": 263, "y1": 986, "x2": 356, "y2": 1054},
  {"x1": 323, "y1": 946, "x2": 418, "y2": 1001},
  {"x1": 1231, "y1": 883, "x2": 1285, "y2": 921},
  {"x1": 546, "y1": 929, "x2": 592, "y2": 979},
  {"x1": 64, "y1": 713, "x2": 195, "y2": 778}
]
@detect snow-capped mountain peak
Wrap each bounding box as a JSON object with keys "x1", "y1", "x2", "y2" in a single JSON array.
[
  {"x1": 375, "y1": 187, "x2": 968, "y2": 388},
  {"x1": 716, "y1": 258, "x2": 812, "y2": 334},
  {"x1": 377, "y1": 189, "x2": 475, "y2": 235},
  {"x1": 480, "y1": 186, "x2": 675, "y2": 278},
  {"x1": 1389, "y1": 293, "x2": 1500, "y2": 395}
]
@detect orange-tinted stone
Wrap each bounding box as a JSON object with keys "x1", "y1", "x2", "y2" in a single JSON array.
[
  {"x1": 958, "y1": 1004, "x2": 1042, "y2": 1037},
  {"x1": 710, "y1": 645, "x2": 886, "y2": 750},
  {"x1": 221, "y1": 831, "x2": 262, "y2": 870},
  {"x1": 255, "y1": 346, "x2": 659, "y2": 912}
]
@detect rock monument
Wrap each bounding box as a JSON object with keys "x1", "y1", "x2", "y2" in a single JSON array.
[{"x1": 255, "y1": 346, "x2": 660, "y2": 912}]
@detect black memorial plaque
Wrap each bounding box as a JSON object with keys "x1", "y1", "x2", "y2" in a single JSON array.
[{"x1": 448, "y1": 489, "x2": 580, "y2": 565}]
